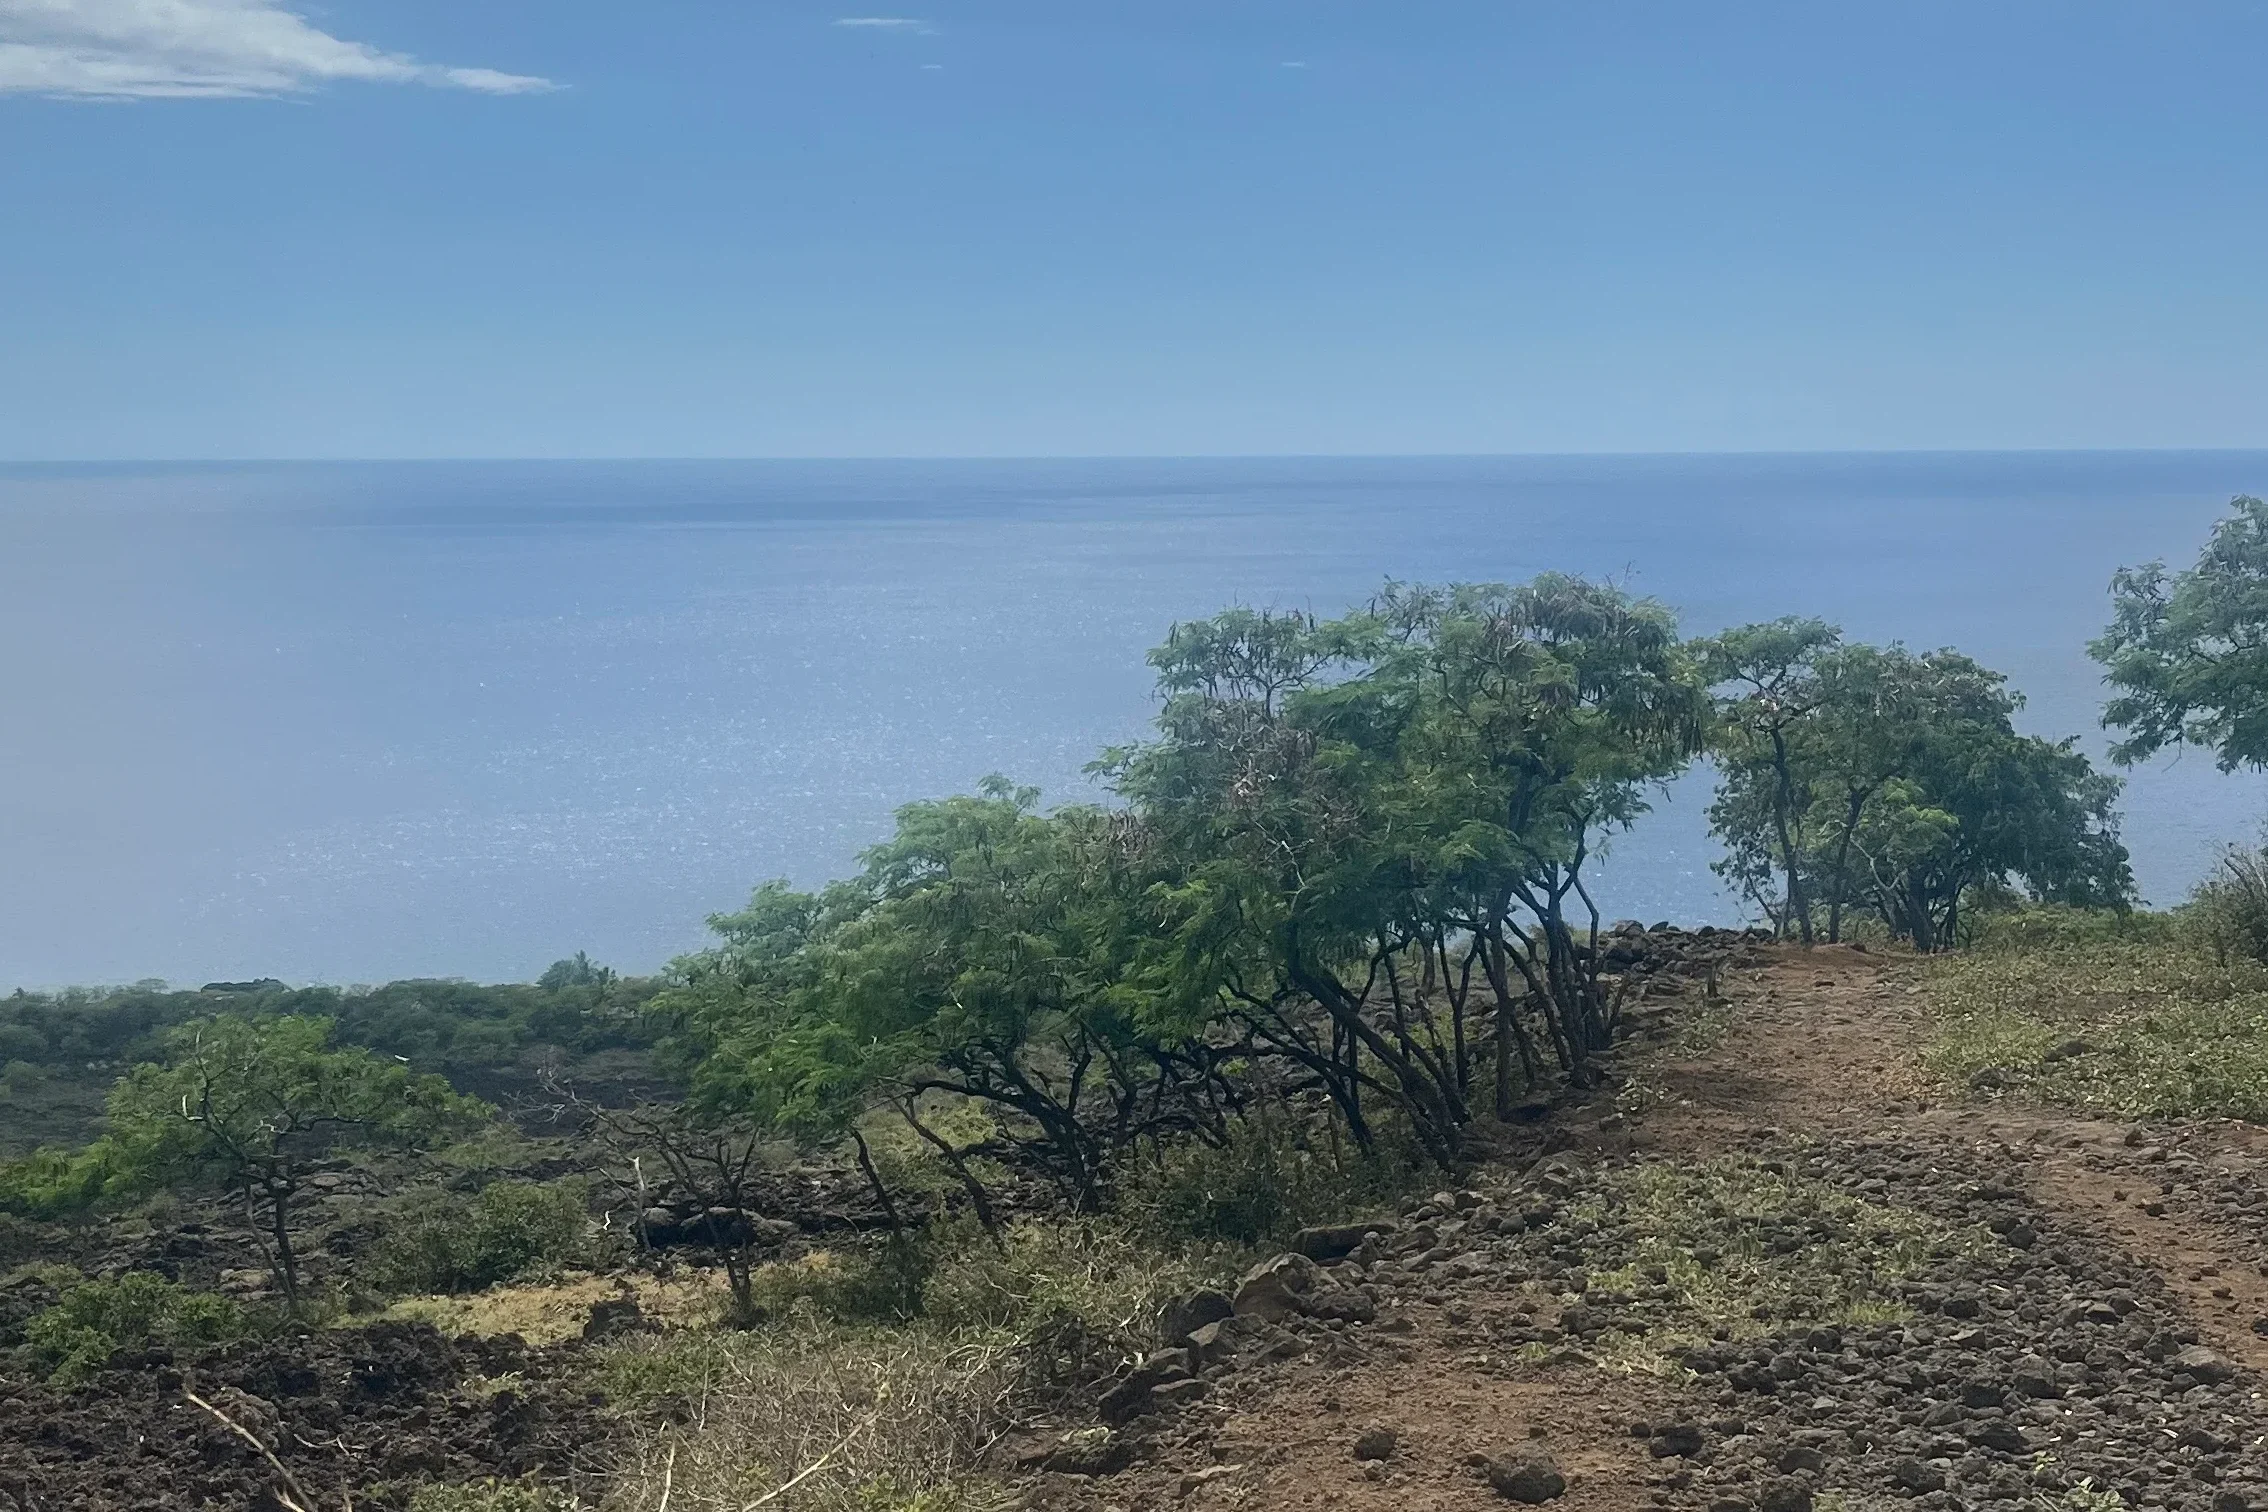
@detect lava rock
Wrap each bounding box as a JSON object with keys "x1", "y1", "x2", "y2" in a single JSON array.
[
  {"x1": 1351, "y1": 1426, "x2": 1398, "y2": 1461},
  {"x1": 1488, "y1": 1455, "x2": 1567, "y2": 1503}
]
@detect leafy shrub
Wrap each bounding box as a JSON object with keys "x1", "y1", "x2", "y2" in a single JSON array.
[
  {"x1": 371, "y1": 1180, "x2": 591, "y2": 1294},
  {"x1": 920, "y1": 1218, "x2": 1215, "y2": 1341},
  {"x1": 2185, "y1": 844, "x2": 2268, "y2": 966},
  {"x1": 1112, "y1": 1118, "x2": 1419, "y2": 1247},
  {"x1": 25, "y1": 1272, "x2": 245, "y2": 1383},
  {"x1": 744, "y1": 1234, "x2": 934, "y2": 1325},
  {"x1": 0, "y1": 1139, "x2": 122, "y2": 1220}
]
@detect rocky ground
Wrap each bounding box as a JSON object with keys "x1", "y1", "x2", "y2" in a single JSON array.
[
  {"x1": 1015, "y1": 947, "x2": 2268, "y2": 1512},
  {"x1": 0, "y1": 1319, "x2": 618, "y2": 1511}
]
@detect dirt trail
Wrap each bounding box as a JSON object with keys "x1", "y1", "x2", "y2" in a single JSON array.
[
  {"x1": 1044, "y1": 945, "x2": 2268, "y2": 1512},
  {"x1": 1646, "y1": 946, "x2": 2268, "y2": 1369}
]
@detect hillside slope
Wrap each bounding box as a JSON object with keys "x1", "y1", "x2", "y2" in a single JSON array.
[{"x1": 1031, "y1": 946, "x2": 2268, "y2": 1512}]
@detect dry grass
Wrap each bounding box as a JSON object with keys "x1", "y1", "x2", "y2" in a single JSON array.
[
  {"x1": 381, "y1": 1271, "x2": 728, "y2": 1346},
  {"x1": 600, "y1": 1324, "x2": 1017, "y2": 1512}
]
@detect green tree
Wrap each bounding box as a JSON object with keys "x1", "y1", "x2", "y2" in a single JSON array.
[
  {"x1": 2093, "y1": 495, "x2": 2268, "y2": 771},
  {"x1": 105, "y1": 1014, "x2": 487, "y2": 1305},
  {"x1": 1108, "y1": 577, "x2": 1707, "y2": 1151},
  {"x1": 1698, "y1": 618, "x2": 1842, "y2": 942}
]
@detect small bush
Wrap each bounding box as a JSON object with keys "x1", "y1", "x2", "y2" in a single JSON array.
[
  {"x1": 746, "y1": 1234, "x2": 934, "y2": 1326},
  {"x1": 2185, "y1": 844, "x2": 2268, "y2": 966},
  {"x1": 1112, "y1": 1117, "x2": 1419, "y2": 1247},
  {"x1": 25, "y1": 1272, "x2": 245, "y2": 1383},
  {"x1": 920, "y1": 1217, "x2": 1216, "y2": 1341},
  {"x1": 371, "y1": 1180, "x2": 591, "y2": 1295},
  {"x1": 601, "y1": 1324, "x2": 1013, "y2": 1512},
  {"x1": 0, "y1": 1139, "x2": 121, "y2": 1221}
]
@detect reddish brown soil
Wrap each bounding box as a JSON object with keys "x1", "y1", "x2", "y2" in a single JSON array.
[{"x1": 1041, "y1": 945, "x2": 2268, "y2": 1512}]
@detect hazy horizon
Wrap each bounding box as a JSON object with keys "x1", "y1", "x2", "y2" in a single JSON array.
[{"x1": 6, "y1": 451, "x2": 2263, "y2": 989}]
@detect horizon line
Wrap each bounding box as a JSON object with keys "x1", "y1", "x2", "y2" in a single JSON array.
[{"x1": 10, "y1": 444, "x2": 2268, "y2": 467}]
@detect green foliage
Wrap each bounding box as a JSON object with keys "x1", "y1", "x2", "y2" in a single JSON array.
[
  {"x1": 746, "y1": 1233, "x2": 937, "y2": 1325},
  {"x1": 919, "y1": 1217, "x2": 1217, "y2": 1340},
  {"x1": 1112, "y1": 1118, "x2": 1419, "y2": 1248},
  {"x1": 1962, "y1": 902, "x2": 2178, "y2": 953},
  {"x1": 103, "y1": 1014, "x2": 491, "y2": 1303},
  {"x1": 2094, "y1": 495, "x2": 2268, "y2": 772},
  {"x1": 1922, "y1": 940, "x2": 2268, "y2": 1119},
  {"x1": 0, "y1": 963, "x2": 656, "y2": 1084},
  {"x1": 0, "y1": 1138, "x2": 125, "y2": 1220},
  {"x1": 24, "y1": 1272, "x2": 246, "y2": 1383},
  {"x1": 660, "y1": 575, "x2": 1718, "y2": 1210},
  {"x1": 1700, "y1": 632, "x2": 2132, "y2": 949},
  {"x1": 2184, "y1": 842, "x2": 2268, "y2": 966},
  {"x1": 370, "y1": 1180, "x2": 593, "y2": 1295}
]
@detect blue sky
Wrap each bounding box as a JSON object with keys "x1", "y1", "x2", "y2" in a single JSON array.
[{"x1": 6, "y1": 2, "x2": 2268, "y2": 458}]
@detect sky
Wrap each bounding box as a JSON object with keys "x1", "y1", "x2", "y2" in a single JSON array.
[{"x1": 7, "y1": 2, "x2": 2268, "y2": 458}]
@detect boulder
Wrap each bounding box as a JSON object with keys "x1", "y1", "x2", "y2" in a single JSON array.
[
  {"x1": 1161, "y1": 1289, "x2": 1235, "y2": 1343},
  {"x1": 2176, "y1": 1345, "x2": 2237, "y2": 1384},
  {"x1": 1294, "y1": 1221, "x2": 1393, "y2": 1262},
  {"x1": 1232, "y1": 1253, "x2": 1320, "y2": 1322},
  {"x1": 1759, "y1": 1481, "x2": 1811, "y2": 1512}
]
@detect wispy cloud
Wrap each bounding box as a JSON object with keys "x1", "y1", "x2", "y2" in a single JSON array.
[
  {"x1": 833, "y1": 16, "x2": 933, "y2": 32},
  {"x1": 0, "y1": 0, "x2": 554, "y2": 99}
]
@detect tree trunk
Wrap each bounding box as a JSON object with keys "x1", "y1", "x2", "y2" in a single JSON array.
[
  {"x1": 898, "y1": 1099, "x2": 1002, "y2": 1240},
  {"x1": 1769, "y1": 729, "x2": 1814, "y2": 945},
  {"x1": 850, "y1": 1128, "x2": 904, "y2": 1233},
  {"x1": 267, "y1": 1180, "x2": 300, "y2": 1308}
]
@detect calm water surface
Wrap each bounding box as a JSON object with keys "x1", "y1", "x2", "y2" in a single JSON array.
[{"x1": 4, "y1": 454, "x2": 2265, "y2": 986}]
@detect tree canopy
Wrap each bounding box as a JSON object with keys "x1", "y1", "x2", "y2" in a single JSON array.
[
  {"x1": 104, "y1": 1014, "x2": 487, "y2": 1303},
  {"x1": 1701, "y1": 632, "x2": 2133, "y2": 949},
  {"x1": 2093, "y1": 494, "x2": 2268, "y2": 772}
]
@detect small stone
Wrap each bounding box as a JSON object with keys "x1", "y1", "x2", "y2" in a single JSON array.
[
  {"x1": 1649, "y1": 1424, "x2": 1705, "y2": 1458},
  {"x1": 2175, "y1": 1345, "x2": 2237, "y2": 1384},
  {"x1": 1176, "y1": 1466, "x2": 1235, "y2": 1497},
  {"x1": 1891, "y1": 1459, "x2": 1947, "y2": 1493},
  {"x1": 1759, "y1": 1481, "x2": 1812, "y2": 1512},
  {"x1": 1351, "y1": 1426, "x2": 1398, "y2": 1462},
  {"x1": 1778, "y1": 1446, "x2": 1827, "y2": 1474},
  {"x1": 1488, "y1": 1455, "x2": 1567, "y2": 1503}
]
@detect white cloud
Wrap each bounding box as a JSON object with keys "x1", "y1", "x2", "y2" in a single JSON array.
[
  {"x1": 0, "y1": 0, "x2": 553, "y2": 99},
  {"x1": 833, "y1": 16, "x2": 932, "y2": 32}
]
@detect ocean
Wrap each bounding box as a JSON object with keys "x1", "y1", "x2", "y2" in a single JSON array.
[{"x1": 4, "y1": 453, "x2": 2264, "y2": 987}]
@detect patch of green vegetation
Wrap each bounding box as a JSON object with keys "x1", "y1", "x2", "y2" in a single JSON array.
[
  {"x1": 23, "y1": 1272, "x2": 248, "y2": 1384},
  {"x1": 1962, "y1": 902, "x2": 2178, "y2": 953},
  {"x1": 1110, "y1": 1114, "x2": 1423, "y2": 1249},
  {"x1": 1560, "y1": 1155, "x2": 1991, "y2": 1370},
  {"x1": 406, "y1": 1479, "x2": 586, "y2": 1512},
  {"x1": 371, "y1": 1180, "x2": 596, "y2": 1295},
  {"x1": 1922, "y1": 941, "x2": 2268, "y2": 1119}
]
